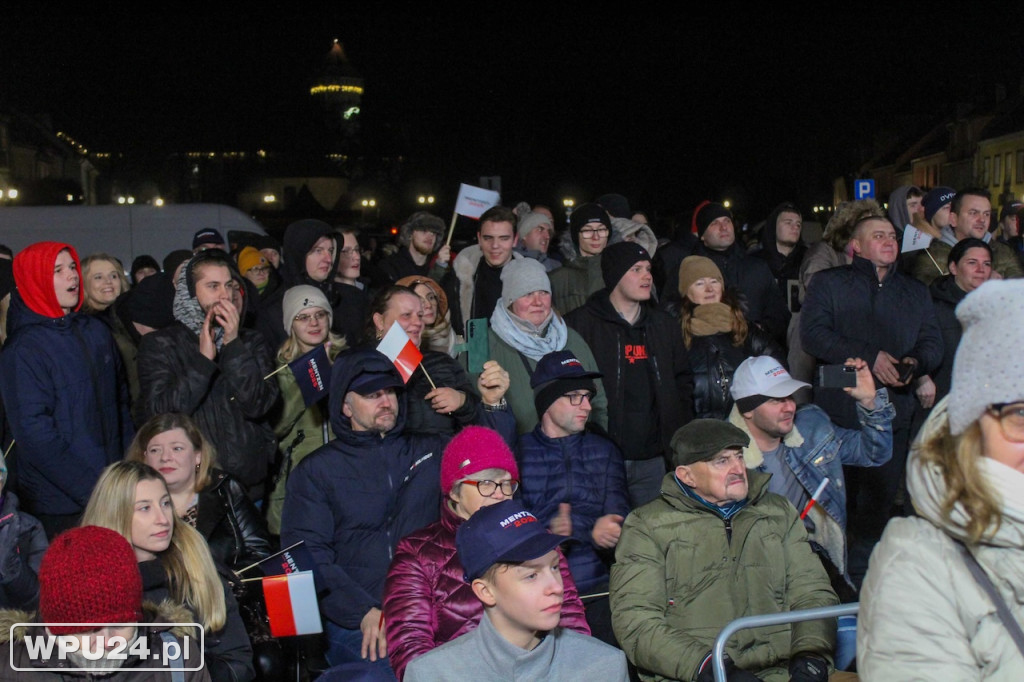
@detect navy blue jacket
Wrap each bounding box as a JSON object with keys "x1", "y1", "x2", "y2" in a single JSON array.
[
  {"x1": 516, "y1": 426, "x2": 630, "y2": 592},
  {"x1": 280, "y1": 349, "x2": 514, "y2": 629},
  {"x1": 0, "y1": 294, "x2": 133, "y2": 515}
]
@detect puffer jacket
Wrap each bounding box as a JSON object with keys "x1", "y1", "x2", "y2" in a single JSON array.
[
  {"x1": 0, "y1": 242, "x2": 134, "y2": 517},
  {"x1": 549, "y1": 254, "x2": 603, "y2": 315},
  {"x1": 688, "y1": 328, "x2": 783, "y2": 420},
  {"x1": 0, "y1": 600, "x2": 208, "y2": 681},
  {"x1": 516, "y1": 427, "x2": 631, "y2": 592},
  {"x1": 281, "y1": 348, "x2": 515, "y2": 629},
  {"x1": 565, "y1": 290, "x2": 693, "y2": 459},
  {"x1": 858, "y1": 398, "x2": 1024, "y2": 680},
  {"x1": 0, "y1": 491, "x2": 48, "y2": 611},
  {"x1": 928, "y1": 274, "x2": 966, "y2": 401},
  {"x1": 610, "y1": 470, "x2": 837, "y2": 682},
  {"x1": 195, "y1": 469, "x2": 273, "y2": 572},
  {"x1": 137, "y1": 255, "x2": 279, "y2": 498},
  {"x1": 382, "y1": 502, "x2": 590, "y2": 680}
]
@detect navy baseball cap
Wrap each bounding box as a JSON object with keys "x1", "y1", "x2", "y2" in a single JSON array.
[
  {"x1": 456, "y1": 500, "x2": 565, "y2": 582},
  {"x1": 530, "y1": 350, "x2": 602, "y2": 390},
  {"x1": 192, "y1": 228, "x2": 226, "y2": 250}
]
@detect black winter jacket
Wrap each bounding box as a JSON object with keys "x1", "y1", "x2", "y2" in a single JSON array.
[
  {"x1": 688, "y1": 329, "x2": 783, "y2": 420},
  {"x1": 137, "y1": 323, "x2": 279, "y2": 498},
  {"x1": 800, "y1": 255, "x2": 944, "y2": 427},
  {"x1": 196, "y1": 469, "x2": 274, "y2": 572},
  {"x1": 565, "y1": 291, "x2": 693, "y2": 459},
  {"x1": 927, "y1": 274, "x2": 966, "y2": 402},
  {"x1": 0, "y1": 492, "x2": 47, "y2": 611}
]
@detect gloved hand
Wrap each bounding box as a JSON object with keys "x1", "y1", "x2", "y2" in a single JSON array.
[
  {"x1": 789, "y1": 655, "x2": 829, "y2": 682},
  {"x1": 696, "y1": 653, "x2": 764, "y2": 682}
]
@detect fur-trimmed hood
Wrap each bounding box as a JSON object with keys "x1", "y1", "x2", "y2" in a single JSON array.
[{"x1": 0, "y1": 599, "x2": 197, "y2": 644}]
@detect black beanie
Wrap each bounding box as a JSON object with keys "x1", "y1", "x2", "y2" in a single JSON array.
[
  {"x1": 534, "y1": 377, "x2": 597, "y2": 420},
  {"x1": 601, "y1": 241, "x2": 651, "y2": 290},
  {"x1": 695, "y1": 203, "x2": 732, "y2": 237}
]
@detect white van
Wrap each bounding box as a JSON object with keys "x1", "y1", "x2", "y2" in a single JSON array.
[{"x1": 0, "y1": 203, "x2": 268, "y2": 267}]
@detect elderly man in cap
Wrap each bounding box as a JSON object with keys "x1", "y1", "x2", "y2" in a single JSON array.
[
  {"x1": 610, "y1": 419, "x2": 838, "y2": 682},
  {"x1": 282, "y1": 348, "x2": 514, "y2": 673},
  {"x1": 728, "y1": 356, "x2": 893, "y2": 595}
]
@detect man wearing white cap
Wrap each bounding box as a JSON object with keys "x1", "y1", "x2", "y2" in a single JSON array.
[{"x1": 728, "y1": 356, "x2": 894, "y2": 589}]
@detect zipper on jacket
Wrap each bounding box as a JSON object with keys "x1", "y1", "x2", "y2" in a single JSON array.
[{"x1": 724, "y1": 517, "x2": 733, "y2": 544}]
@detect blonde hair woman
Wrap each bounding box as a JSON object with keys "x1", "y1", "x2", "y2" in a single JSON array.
[
  {"x1": 80, "y1": 253, "x2": 130, "y2": 313},
  {"x1": 859, "y1": 280, "x2": 1024, "y2": 679},
  {"x1": 82, "y1": 460, "x2": 255, "y2": 681}
]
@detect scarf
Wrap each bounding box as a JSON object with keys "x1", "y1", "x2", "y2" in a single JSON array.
[
  {"x1": 172, "y1": 264, "x2": 225, "y2": 350},
  {"x1": 675, "y1": 474, "x2": 749, "y2": 520},
  {"x1": 686, "y1": 302, "x2": 735, "y2": 337},
  {"x1": 490, "y1": 299, "x2": 568, "y2": 361}
]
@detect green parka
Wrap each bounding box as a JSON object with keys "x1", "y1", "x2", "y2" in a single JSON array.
[{"x1": 609, "y1": 470, "x2": 837, "y2": 682}]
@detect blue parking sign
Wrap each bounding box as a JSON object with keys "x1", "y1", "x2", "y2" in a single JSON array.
[{"x1": 854, "y1": 179, "x2": 875, "y2": 199}]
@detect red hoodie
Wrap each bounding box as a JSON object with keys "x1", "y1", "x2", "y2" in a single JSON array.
[{"x1": 12, "y1": 241, "x2": 83, "y2": 318}]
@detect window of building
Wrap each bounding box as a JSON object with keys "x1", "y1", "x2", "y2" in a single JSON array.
[
  {"x1": 994, "y1": 155, "x2": 1002, "y2": 187},
  {"x1": 1017, "y1": 150, "x2": 1024, "y2": 183},
  {"x1": 984, "y1": 157, "x2": 992, "y2": 186},
  {"x1": 1006, "y1": 153, "x2": 1014, "y2": 184}
]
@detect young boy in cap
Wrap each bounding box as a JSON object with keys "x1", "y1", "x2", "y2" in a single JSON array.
[{"x1": 404, "y1": 499, "x2": 628, "y2": 681}]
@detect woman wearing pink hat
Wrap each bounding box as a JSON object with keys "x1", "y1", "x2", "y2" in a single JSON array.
[{"x1": 382, "y1": 426, "x2": 589, "y2": 680}]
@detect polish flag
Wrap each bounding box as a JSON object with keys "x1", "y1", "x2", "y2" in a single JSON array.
[
  {"x1": 376, "y1": 322, "x2": 423, "y2": 383},
  {"x1": 262, "y1": 571, "x2": 323, "y2": 637}
]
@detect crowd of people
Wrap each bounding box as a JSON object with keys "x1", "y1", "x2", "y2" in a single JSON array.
[{"x1": 0, "y1": 186, "x2": 1021, "y2": 681}]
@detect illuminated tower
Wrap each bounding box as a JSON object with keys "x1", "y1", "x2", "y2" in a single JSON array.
[{"x1": 310, "y1": 39, "x2": 364, "y2": 142}]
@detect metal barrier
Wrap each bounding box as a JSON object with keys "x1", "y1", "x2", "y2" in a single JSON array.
[{"x1": 712, "y1": 603, "x2": 859, "y2": 682}]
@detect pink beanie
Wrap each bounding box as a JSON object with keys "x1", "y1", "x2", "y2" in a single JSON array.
[{"x1": 440, "y1": 426, "x2": 519, "y2": 493}]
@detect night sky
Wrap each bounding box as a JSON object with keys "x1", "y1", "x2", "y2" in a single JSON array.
[{"x1": 4, "y1": 6, "x2": 1022, "y2": 224}]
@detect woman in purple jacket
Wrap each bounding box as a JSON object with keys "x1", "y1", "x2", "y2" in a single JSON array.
[{"x1": 382, "y1": 426, "x2": 589, "y2": 680}]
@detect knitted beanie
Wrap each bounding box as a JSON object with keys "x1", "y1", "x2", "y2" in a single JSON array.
[
  {"x1": 441, "y1": 426, "x2": 520, "y2": 493},
  {"x1": 569, "y1": 203, "x2": 611, "y2": 247},
  {"x1": 678, "y1": 256, "x2": 724, "y2": 299},
  {"x1": 39, "y1": 526, "x2": 143, "y2": 635},
  {"x1": 237, "y1": 246, "x2": 267, "y2": 275},
  {"x1": 693, "y1": 202, "x2": 732, "y2": 237},
  {"x1": 601, "y1": 241, "x2": 651, "y2": 290},
  {"x1": 923, "y1": 186, "x2": 956, "y2": 223},
  {"x1": 282, "y1": 284, "x2": 333, "y2": 330},
  {"x1": 949, "y1": 280, "x2": 1024, "y2": 434},
  {"x1": 500, "y1": 258, "x2": 550, "y2": 303},
  {"x1": 517, "y1": 212, "x2": 554, "y2": 240}
]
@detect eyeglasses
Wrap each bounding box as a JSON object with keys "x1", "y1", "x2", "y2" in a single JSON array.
[
  {"x1": 579, "y1": 227, "x2": 609, "y2": 239},
  {"x1": 249, "y1": 266, "x2": 270, "y2": 274},
  {"x1": 294, "y1": 310, "x2": 329, "y2": 324},
  {"x1": 339, "y1": 247, "x2": 360, "y2": 258},
  {"x1": 462, "y1": 479, "x2": 519, "y2": 497},
  {"x1": 988, "y1": 403, "x2": 1024, "y2": 442},
  {"x1": 563, "y1": 391, "x2": 593, "y2": 406}
]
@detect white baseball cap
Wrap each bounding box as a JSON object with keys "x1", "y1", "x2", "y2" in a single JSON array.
[{"x1": 731, "y1": 356, "x2": 810, "y2": 402}]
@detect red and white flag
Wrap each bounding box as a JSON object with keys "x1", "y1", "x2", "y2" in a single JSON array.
[
  {"x1": 262, "y1": 570, "x2": 322, "y2": 637},
  {"x1": 376, "y1": 322, "x2": 423, "y2": 383},
  {"x1": 454, "y1": 183, "x2": 500, "y2": 219}
]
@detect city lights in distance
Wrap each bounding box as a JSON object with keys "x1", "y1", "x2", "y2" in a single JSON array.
[
  {"x1": 310, "y1": 84, "x2": 364, "y2": 96},
  {"x1": 361, "y1": 199, "x2": 376, "y2": 207},
  {"x1": 263, "y1": 194, "x2": 277, "y2": 203},
  {"x1": 418, "y1": 195, "x2": 435, "y2": 204}
]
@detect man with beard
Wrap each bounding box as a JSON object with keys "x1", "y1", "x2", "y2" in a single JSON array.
[
  {"x1": 378, "y1": 211, "x2": 451, "y2": 283},
  {"x1": 281, "y1": 349, "x2": 514, "y2": 673},
  {"x1": 137, "y1": 250, "x2": 279, "y2": 500},
  {"x1": 728, "y1": 356, "x2": 893, "y2": 592}
]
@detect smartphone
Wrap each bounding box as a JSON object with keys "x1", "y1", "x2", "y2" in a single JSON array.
[
  {"x1": 896, "y1": 359, "x2": 917, "y2": 384},
  {"x1": 465, "y1": 318, "x2": 489, "y2": 374},
  {"x1": 818, "y1": 364, "x2": 857, "y2": 389}
]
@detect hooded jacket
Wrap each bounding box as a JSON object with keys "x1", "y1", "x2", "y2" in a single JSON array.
[
  {"x1": 280, "y1": 349, "x2": 514, "y2": 629},
  {"x1": 858, "y1": 399, "x2": 1024, "y2": 680},
  {"x1": 0, "y1": 600, "x2": 208, "y2": 681},
  {"x1": 383, "y1": 501, "x2": 590, "y2": 680},
  {"x1": 137, "y1": 253, "x2": 279, "y2": 497},
  {"x1": 549, "y1": 253, "x2": 604, "y2": 316},
  {"x1": 445, "y1": 245, "x2": 523, "y2": 338},
  {"x1": 565, "y1": 290, "x2": 693, "y2": 459},
  {"x1": 0, "y1": 491, "x2": 47, "y2": 611},
  {"x1": 0, "y1": 242, "x2": 134, "y2": 516},
  {"x1": 753, "y1": 203, "x2": 807, "y2": 303},
  {"x1": 610, "y1": 471, "x2": 837, "y2": 681}
]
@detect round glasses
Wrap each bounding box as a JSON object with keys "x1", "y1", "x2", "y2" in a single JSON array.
[
  {"x1": 462, "y1": 479, "x2": 519, "y2": 498},
  {"x1": 294, "y1": 310, "x2": 329, "y2": 324},
  {"x1": 987, "y1": 403, "x2": 1024, "y2": 442}
]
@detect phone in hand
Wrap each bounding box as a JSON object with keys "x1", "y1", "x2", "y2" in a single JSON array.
[
  {"x1": 818, "y1": 364, "x2": 857, "y2": 389},
  {"x1": 465, "y1": 318, "x2": 489, "y2": 374},
  {"x1": 896, "y1": 358, "x2": 917, "y2": 384}
]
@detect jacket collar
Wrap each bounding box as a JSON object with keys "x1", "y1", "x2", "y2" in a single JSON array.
[{"x1": 728, "y1": 405, "x2": 804, "y2": 469}]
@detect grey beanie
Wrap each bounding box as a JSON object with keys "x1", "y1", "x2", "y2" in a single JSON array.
[
  {"x1": 518, "y1": 211, "x2": 554, "y2": 240},
  {"x1": 282, "y1": 285, "x2": 333, "y2": 330},
  {"x1": 501, "y1": 258, "x2": 550, "y2": 303},
  {"x1": 948, "y1": 279, "x2": 1024, "y2": 434}
]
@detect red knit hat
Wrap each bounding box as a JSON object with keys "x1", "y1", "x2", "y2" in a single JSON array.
[
  {"x1": 39, "y1": 526, "x2": 143, "y2": 634},
  {"x1": 440, "y1": 426, "x2": 519, "y2": 494}
]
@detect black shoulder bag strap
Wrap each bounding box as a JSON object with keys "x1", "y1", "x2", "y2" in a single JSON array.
[{"x1": 956, "y1": 540, "x2": 1024, "y2": 657}]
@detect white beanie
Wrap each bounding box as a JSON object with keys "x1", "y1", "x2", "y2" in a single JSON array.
[
  {"x1": 948, "y1": 279, "x2": 1024, "y2": 434},
  {"x1": 282, "y1": 285, "x2": 333, "y2": 330}
]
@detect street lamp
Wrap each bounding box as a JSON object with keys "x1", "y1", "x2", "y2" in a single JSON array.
[
  {"x1": 417, "y1": 195, "x2": 435, "y2": 205},
  {"x1": 723, "y1": 200, "x2": 732, "y2": 209}
]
